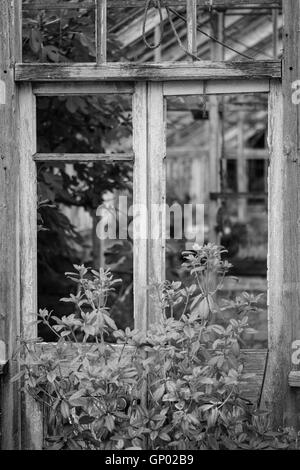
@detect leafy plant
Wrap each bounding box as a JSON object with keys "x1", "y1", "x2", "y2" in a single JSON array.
[{"x1": 14, "y1": 244, "x2": 299, "y2": 450}]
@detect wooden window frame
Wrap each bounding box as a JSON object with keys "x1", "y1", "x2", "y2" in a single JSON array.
[
  {"x1": 6, "y1": 0, "x2": 300, "y2": 450},
  {"x1": 21, "y1": 0, "x2": 282, "y2": 67},
  {"x1": 19, "y1": 77, "x2": 272, "y2": 336},
  {"x1": 18, "y1": 76, "x2": 278, "y2": 448}
]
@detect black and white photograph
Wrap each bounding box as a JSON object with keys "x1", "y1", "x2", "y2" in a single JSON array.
[{"x1": 0, "y1": 0, "x2": 299, "y2": 456}]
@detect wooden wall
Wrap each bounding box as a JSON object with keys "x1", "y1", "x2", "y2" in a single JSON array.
[
  {"x1": 262, "y1": 0, "x2": 300, "y2": 429},
  {"x1": 0, "y1": 0, "x2": 22, "y2": 450},
  {"x1": 1, "y1": 0, "x2": 300, "y2": 448}
]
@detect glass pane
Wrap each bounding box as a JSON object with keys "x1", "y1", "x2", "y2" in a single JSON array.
[
  {"x1": 37, "y1": 94, "x2": 132, "y2": 153},
  {"x1": 107, "y1": 6, "x2": 188, "y2": 63},
  {"x1": 107, "y1": 6, "x2": 282, "y2": 63},
  {"x1": 22, "y1": 3, "x2": 282, "y2": 63},
  {"x1": 37, "y1": 161, "x2": 133, "y2": 341},
  {"x1": 22, "y1": 0, "x2": 96, "y2": 63},
  {"x1": 166, "y1": 93, "x2": 268, "y2": 349},
  {"x1": 224, "y1": 9, "x2": 282, "y2": 61}
]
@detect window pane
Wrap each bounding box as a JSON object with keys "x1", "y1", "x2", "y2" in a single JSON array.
[
  {"x1": 37, "y1": 94, "x2": 133, "y2": 154},
  {"x1": 22, "y1": 3, "x2": 282, "y2": 64},
  {"x1": 37, "y1": 161, "x2": 133, "y2": 341},
  {"x1": 166, "y1": 93, "x2": 268, "y2": 349},
  {"x1": 22, "y1": 0, "x2": 96, "y2": 63},
  {"x1": 107, "y1": 6, "x2": 188, "y2": 63}
]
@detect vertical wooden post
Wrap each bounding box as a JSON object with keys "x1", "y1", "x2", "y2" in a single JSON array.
[
  {"x1": 19, "y1": 84, "x2": 43, "y2": 449},
  {"x1": 272, "y1": 8, "x2": 279, "y2": 59},
  {"x1": 208, "y1": 99, "x2": 221, "y2": 243},
  {"x1": 154, "y1": 26, "x2": 162, "y2": 62},
  {"x1": 208, "y1": 12, "x2": 223, "y2": 243},
  {"x1": 0, "y1": 0, "x2": 22, "y2": 450},
  {"x1": 133, "y1": 82, "x2": 148, "y2": 334},
  {"x1": 133, "y1": 82, "x2": 166, "y2": 330},
  {"x1": 187, "y1": 0, "x2": 197, "y2": 59},
  {"x1": 237, "y1": 112, "x2": 247, "y2": 222},
  {"x1": 262, "y1": 0, "x2": 300, "y2": 428},
  {"x1": 147, "y1": 82, "x2": 166, "y2": 326},
  {"x1": 96, "y1": 0, "x2": 107, "y2": 64},
  {"x1": 278, "y1": 0, "x2": 300, "y2": 426},
  {"x1": 263, "y1": 79, "x2": 297, "y2": 427}
]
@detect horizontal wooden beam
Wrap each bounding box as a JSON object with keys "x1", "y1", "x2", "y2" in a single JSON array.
[
  {"x1": 22, "y1": 0, "x2": 282, "y2": 10},
  {"x1": 32, "y1": 79, "x2": 270, "y2": 97},
  {"x1": 33, "y1": 153, "x2": 134, "y2": 162},
  {"x1": 15, "y1": 61, "x2": 281, "y2": 82},
  {"x1": 210, "y1": 192, "x2": 268, "y2": 200},
  {"x1": 32, "y1": 80, "x2": 270, "y2": 97},
  {"x1": 167, "y1": 148, "x2": 208, "y2": 159},
  {"x1": 167, "y1": 147, "x2": 269, "y2": 159},
  {"x1": 33, "y1": 82, "x2": 134, "y2": 96},
  {"x1": 226, "y1": 148, "x2": 269, "y2": 159},
  {"x1": 164, "y1": 79, "x2": 270, "y2": 95}
]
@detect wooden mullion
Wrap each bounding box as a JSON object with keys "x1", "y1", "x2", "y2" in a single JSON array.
[
  {"x1": 187, "y1": 0, "x2": 197, "y2": 59},
  {"x1": 154, "y1": 26, "x2": 162, "y2": 63},
  {"x1": 133, "y1": 82, "x2": 148, "y2": 333},
  {"x1": 237, "y1": 111, "x2": 247, "y2": 222},
  {"x1": 208, "y1": 14, "x2": 222, "y2": 243},
  {"x1": 96, "y1": 0, "x2": 107, "y2": 64},
  {"x1": 19, "y1": 84, "x2": 43, "y2": 450},
  {"x1": 272, "y1": 8, "x2": 279, "y2": 58},
  {"x1": 147, "y1": 82, "x2": 166, "y2": 327}
]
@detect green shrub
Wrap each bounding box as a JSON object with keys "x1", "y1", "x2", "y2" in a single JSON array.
[{"x1": 15, "y1": 244, "x2": 299, "y2": 450}]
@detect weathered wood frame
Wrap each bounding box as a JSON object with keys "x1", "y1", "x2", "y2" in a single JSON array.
[
  {"x1": 2, "y1": 0, "x2": 300, "y2": 450},
  {"x1": 22, "y1": 78, "x2": 271, "y2": 325},
  {"x1": 16, "y1": 77, "x2": 276, "y2": 448}
]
